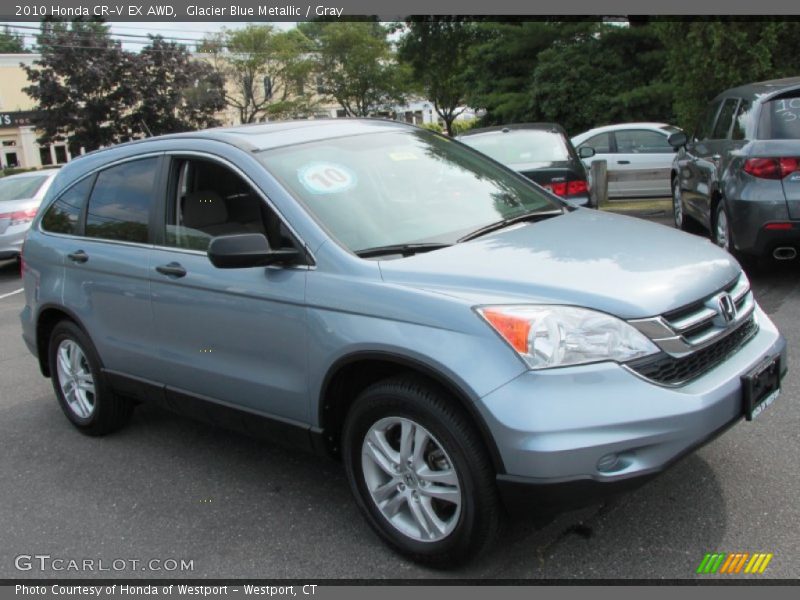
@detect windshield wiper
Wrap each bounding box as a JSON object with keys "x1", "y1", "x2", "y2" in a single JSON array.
[
  {"x1": 355, "y1": 243, "x2": 452, "y2": 258},
  {"x1": 457, "y1": 209, "x2": 564, "y2": 243}
]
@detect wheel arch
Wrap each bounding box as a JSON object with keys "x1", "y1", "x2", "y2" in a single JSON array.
[
  {"x1": 35, "y1": 304, "x2": 91, "y2": 377},
  {"x1": 317, "y1": 351, "x2": 507, "y2": 475}
]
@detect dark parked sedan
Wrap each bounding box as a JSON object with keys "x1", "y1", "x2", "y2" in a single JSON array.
[
  {"x1": 670, "y1": 76, "x2": 800, "y2": 261},
  {"x1": 458, "y1": 124, "x2": 594, "y2": 206}
]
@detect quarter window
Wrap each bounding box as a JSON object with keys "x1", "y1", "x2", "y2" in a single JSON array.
[
  {"x1": 41, "y1": 176, "x2": 94, "y2": 235},
  {"x1": 85, "y1": 158, "x2": 159, "y2": 244},
  {"x1": 733, "y1": 100, "x2": 753, "y2": 140},
  {"x1": 712, "y1": 98, "x2": 739, "y2": 140}
]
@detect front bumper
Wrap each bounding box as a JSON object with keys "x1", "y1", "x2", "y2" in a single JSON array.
[{"x1": 480, "y1": 304, "x2": 786, "y2": 515}]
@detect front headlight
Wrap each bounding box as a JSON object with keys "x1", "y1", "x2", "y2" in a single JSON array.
[{"x1": 477, "y1": 305, "x2": 659, "y2": 369}]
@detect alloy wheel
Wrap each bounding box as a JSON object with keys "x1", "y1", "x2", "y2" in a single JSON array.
[
  {"x1": 361, "y1": 416, "x2": 462, "y2": 543},
  {"x1": 55, "y1": 339, "x2": 96, "y2": 419},
  {"x1": 715, "y1": 207, "x2": 730, "y2": 250}
]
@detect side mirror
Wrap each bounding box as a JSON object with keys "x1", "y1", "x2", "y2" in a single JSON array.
[
  {"x1": 207, "y1": 233, "x2": 300, "y2": 269},
  {"x1": 667, "y1": 131, "x2": 688, "y2": 149},
  {"x1": 578, "y1": 146, "x2": 596, "y2": 159}
]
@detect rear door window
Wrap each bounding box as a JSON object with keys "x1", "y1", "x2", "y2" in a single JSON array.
[
  {"x1": 759, "y1": 95, "x2": 800, "y2": 139},
  {"x1": 41, "y1": 176, "x2": 94, "y2": 235},
  {"x1": 85, "y1": 158, "x2": 159, "y2": 244},
  {"x1": 695, "y1": 101, "x2": 722, "y2": 141}
]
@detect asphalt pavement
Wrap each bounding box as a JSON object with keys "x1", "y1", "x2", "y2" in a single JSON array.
[{"x1": 1, "y1": 216, "x2": 798, "y2": 580}]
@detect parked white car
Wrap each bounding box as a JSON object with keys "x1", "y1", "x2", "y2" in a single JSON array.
[{"x1": 572, "y1": 123, "x2": 682, "y2": 198}]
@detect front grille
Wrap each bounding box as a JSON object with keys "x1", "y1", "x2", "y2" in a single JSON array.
[{"x1": 629, "y1": 316, "x2": 758, "y2": 385}]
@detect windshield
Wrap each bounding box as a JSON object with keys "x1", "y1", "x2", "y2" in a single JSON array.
[
  {"x1": 759, "y1": 94, "x2": 800, "y2": 139},
  {"x1": 460, "y1": 130, "x2": 571, "y2": 165},
  {"x1": 0, "y1": 175, "x2": 48, "y2": 202},
  {"x1": 258, "y1": 129, "x2": 559, "y2": 253}
]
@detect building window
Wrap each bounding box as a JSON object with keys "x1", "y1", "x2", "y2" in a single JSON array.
[
  {"x1": 4, "y1": 152, "x2": 18, "y2": 167},
  {"x1": 39, "y1": 147, "x2": 53, "y2": 166},
  {"x1": 54, "y1": 146, "x2": 68, "y2": 164}
]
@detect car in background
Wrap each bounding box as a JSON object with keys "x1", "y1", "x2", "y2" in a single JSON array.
[
  {"x1": 458, "y1": 124, "x2": 594, "y2": 206},
  {"x1": 572, "y1": 123, "x2": 682, "y2": 198},
  {"x1": 668, "y1": 77, "x2": 800, "y2": 262},
  {"x1": 0, "y1": 169, "x2": 58, "y2": 261}
]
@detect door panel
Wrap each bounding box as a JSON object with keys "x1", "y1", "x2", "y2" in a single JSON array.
[{"x1": 149, "y1": 250, "x2": 309, "y2": 422}]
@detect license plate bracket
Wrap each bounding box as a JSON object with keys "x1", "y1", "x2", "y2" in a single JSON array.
[{"x1": 742, "y1": 355, "x2": 781, "y2": 421}]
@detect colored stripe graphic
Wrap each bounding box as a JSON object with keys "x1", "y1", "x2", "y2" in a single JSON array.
[{"x1": 697, "y1": 552, "x2": 772, "y2": 574}]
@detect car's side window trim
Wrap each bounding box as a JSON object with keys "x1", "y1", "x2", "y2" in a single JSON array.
[{"x1": 159, "y1": 150, "x2": 315, "y2": 266}]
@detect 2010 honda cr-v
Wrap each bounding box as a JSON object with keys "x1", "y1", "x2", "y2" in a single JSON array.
[{"x1": 20, "y1": 119, "x2": 786, "y2": 567}]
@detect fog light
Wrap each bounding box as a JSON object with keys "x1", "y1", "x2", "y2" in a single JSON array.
[{"x1": 596, "y1": 453, "x2": 620, "y2": 473}]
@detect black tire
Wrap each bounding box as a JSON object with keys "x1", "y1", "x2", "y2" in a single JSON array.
[
  {"x1": 342, "y1": 376, "x2": 502, "y2": 567},
  {"x1": 48, "y1": 320, "x2": 133, "y2": 436}
]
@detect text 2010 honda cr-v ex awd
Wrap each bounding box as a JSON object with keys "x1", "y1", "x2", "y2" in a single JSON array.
[{"x1": 20, "y1": 120, "x2": 786, "y2": 566}]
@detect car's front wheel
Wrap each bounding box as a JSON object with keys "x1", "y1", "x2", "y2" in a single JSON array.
[
  {"x1": 48, "y1": 320, "x2": 133, "y2": 435},
  {"x1": 713, "y1": 201, "x2": 734, "y2": 253},
  {"x1": 342, "y1": 377, "x2": 501, "y2": 567}
]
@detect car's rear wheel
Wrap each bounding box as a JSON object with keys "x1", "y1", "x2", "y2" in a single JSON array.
[
  {"x1": 342, "y1": 377, "x2": 501, "y2": 567},
  {"x1": 48, "y1": 321, "x2": 133, "y2": 435}
]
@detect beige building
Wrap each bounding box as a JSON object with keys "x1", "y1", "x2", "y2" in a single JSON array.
[{"x1": 0, "y1": 54, "x2": 73, "y2": 170}]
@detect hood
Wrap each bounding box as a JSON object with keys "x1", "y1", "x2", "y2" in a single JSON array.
[{"x1": 378, "y1": 209, "x2": 740, "y2": 319}]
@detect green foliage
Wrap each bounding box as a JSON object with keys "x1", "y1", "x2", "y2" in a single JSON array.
[
  {"x1": 451, "y1": 118, "x2": 478, "y2": 135},
  {"x1": 418, "y1": 122, "x2": 444, "y2": 133},
  {"x1": 398, "y1": 19, "x2": 478, "y2": 135},
  {"x1": 0, "y1": 25, "x2": 27, "y2": 53},
  {"x1": 23, "y1": 18, "x2": 139, "y2": 154},
  {"x1": 463, "y1": 21, "x2": 597, "y2": 126},
  {"x1": 23, "y1": 19, "x2": 227, "y2": 153},
  {"x1": 654, "y1": 20, "x2": 800, "y2": 131},
  {"x1": 205, "y1": 24, "x2": 317, "y2": 123},
  {"x1": 530, "y1": 24, "x2": 674, "y2": 134},
  {"x1": 129, "y1": 36, "x2": 226, "y2": 136},
  {"x1": 299, "y1": 21, "x2": 406, "y2": 116}
]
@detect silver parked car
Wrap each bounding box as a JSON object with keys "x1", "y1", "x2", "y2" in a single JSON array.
[
  {"x1": 572, "y1": 122, "x2": 682, "y2": 198},
  {"x1": 0, "y1": 169, "x2": 58, "y2": 260},
  {"x1": 669, "y1": 77, "x2": 800, "y2": 261},
  {"x1": 20, "y1": 120, "x2": 786, "y2": 566}
]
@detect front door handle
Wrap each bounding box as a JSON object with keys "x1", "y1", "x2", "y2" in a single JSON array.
[
  {"x1": 617, "y1": 160, "x2": 631, "y2": 164},
  {"x1": 67, "y1": 250, "x2": 88, "y2": 263},
  {"x1": 155, "y1": 262, "x2": 187, "y2": 278}
]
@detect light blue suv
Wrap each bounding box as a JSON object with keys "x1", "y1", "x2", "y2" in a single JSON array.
[{"x1": 20, "y1": 120, "x2": 786, "y2": 566}]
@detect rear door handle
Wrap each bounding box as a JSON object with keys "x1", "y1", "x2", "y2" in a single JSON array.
[
  {"x1": 67, "y1": 250, "x2": 88, "y2": 263},
  {"x1": 617, "y1": 160, "x2": 631, "y2": 164},
  {"x1": 155, "y1": 262, "x2": 187, "y2": 278}
]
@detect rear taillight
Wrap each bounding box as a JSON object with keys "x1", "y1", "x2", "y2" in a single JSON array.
[
  {"x1": 764, "y1": 222, "x2": 793, "y2": 230},
  {"x1": 744, "y1": 157, "x2": 800, "y2": 179},
  {"x1": 544, "y1": 179, "x2": 589, "y2": 198},
  {"x1": 0, "y1": 207, "x2": 38, "y2": 226},
  {"x1": 566, "y1": 180, "x2": 588, "y2": 196}
]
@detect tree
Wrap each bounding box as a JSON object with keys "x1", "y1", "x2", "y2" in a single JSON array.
[
  {"x1": 655, "y1": 20, "x2": 800, "y2": 131},
  {"x1": 203, "y1": 24, "x2": 317, "y2": 124},
  {"x1": 300, "y1": 21, "x2": 406, "y2": 117},
  {"x1": 129, "y1": 36, "x2": 226, "y2": 136},
  {"x1": 22, "y1": 18, "x2": 138, "y2": 154},
  {"x1": 0, "y1": 25, "x2": 27, "y2": 53},
  {"x1": 462, "y1": 21, "x2": 596, "y2": 125},
  {"x1": 530, "y1": 23, "x2": 673, "y2": 134},
  {"x1": 398, "y1": 19, "x2": 477, "y2": 135}
]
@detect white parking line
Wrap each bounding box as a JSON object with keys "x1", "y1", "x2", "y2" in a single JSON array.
[{"x1": 0, "y1": 288, "x2": 23, "y2": 300}]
